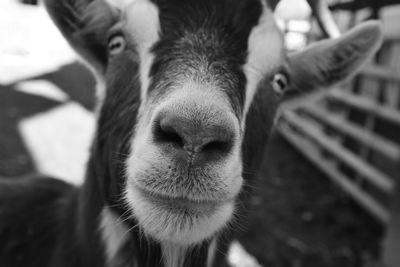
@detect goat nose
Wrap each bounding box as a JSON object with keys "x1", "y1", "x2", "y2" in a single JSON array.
[{"x1": 153, "y1": 110, "x2": 235, "y2": 160}]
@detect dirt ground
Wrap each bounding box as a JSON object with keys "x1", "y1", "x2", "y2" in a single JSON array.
[{"x1": 237, "y1": 133, "x2": 384, "y2": 267}]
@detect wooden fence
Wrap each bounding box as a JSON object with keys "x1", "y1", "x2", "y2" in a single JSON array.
[{"x1": 277, "y1": 38, "x2": 400, "y2": 266}]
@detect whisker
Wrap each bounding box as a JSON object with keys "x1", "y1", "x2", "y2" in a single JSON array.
[{"x1": 119, "y1": 222, "x2": 140, "y2": 241}]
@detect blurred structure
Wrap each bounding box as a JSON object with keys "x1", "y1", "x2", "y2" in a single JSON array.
[
  {"x1": 276, "y1": 1, "x2": 400, "y2": 266},
  {"x1": 0, "y1": 0, "x2": 90, "y2": 184},
  {"x1": 275, "y1": 0, "x2": 400, "y2": 50},
  {"x1": 382, "y1": 172, "x2": 400, "y2": 267},
  {"x1": 274, "y1": 0, "x2": 312, "y2": 50}
]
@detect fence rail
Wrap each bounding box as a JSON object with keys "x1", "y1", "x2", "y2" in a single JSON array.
[{"x1": 278, "y1": 64, "x2": 400, "y2": 225}]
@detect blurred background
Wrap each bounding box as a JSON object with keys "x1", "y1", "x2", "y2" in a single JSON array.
[{"x1": 0, "y1": 0, "x2": 399, "y2": 266}]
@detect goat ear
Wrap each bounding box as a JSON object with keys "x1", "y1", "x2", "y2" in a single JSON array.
[
  {"x1": 287, "y1": 21, "x2": 383, "y2": 93},
  {"x1": 44, "y1": 0, "x2": 117, "y2": 73}
]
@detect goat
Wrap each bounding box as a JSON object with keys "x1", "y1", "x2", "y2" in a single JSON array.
[{"x1": 0, "y1": 0, "x2": 382, "y2": 266}]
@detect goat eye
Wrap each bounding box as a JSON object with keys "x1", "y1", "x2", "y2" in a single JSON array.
[
  {"x1": 271, "y1": 73, "x2": 288, "y2": 95},
  {"x1": 108, "y1": 35, "x2": 126, "y2": 55}
]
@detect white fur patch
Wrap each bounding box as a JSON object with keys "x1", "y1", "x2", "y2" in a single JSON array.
[
  {"x1": 124, "y1": 0, "x2": 160, "y2": 105},
  {"x1": 162, "y1": 243, "x2": 188, "y2": 267},
  {"x1": 207, "y1": 238, "x2": 218, "y2": 267},
  {"x1": 99, "y1": 207, "x2": 131, "y2": 264},
  {"x1": 162, "y1": 238, "x2": 217, "y2": 267},
  {"x1": 242, "y1": 2, "x2": 284, "y2": 126},
  {"x1": 104, "y1": 0, "x2": 136, "y2": 9},
  {"x1": 94, "y1": 75, "x2": 107, "y2": 112},
  {"x1": 86, "y1": 0, "x2": 159, "y2": 110}
]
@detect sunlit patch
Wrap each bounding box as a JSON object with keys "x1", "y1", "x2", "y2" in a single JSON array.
[
  {"x1": 0, "y1": 0, "x2": 75, "y2": 85},
  {"x1": 18, "y1": 103, "x2": 95, "y2": 185},
  {"x1": 15, "y1": 80, "x2": 69, "y2": 102},
  {"x1": 228, "y1": 241, "x2": 262, "y2": 267}
]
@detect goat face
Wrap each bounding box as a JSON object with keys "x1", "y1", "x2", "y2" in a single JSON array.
[
  {"x1": 113, "y1": 0, "x2": 284, "y2": 245},
  {"x1": 45, "y1": 0, "x2": 382, "y2": 247}
]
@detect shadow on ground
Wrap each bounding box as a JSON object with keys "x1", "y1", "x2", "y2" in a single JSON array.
[
  {"x1": 0, "y1": 62, "x2": 94, "y2": 177},
  {"x1": 238, "y1": 133, "x2": 383, "y2": 267}
]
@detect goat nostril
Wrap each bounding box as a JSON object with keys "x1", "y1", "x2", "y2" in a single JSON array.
[
  {"x1": 202, "y1": 140, "x2": 231, "y2": 153},
  {"x1": 153, "y1": 111, "x2": 235, "y2": 158},
  {"x1": 154, "y1": 120, "x2": 184, "y2": 148}
]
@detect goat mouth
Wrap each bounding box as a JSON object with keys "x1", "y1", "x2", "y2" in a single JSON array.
[
  {"x1": 126, "y1": 183, "x2": 236, "y2": 244},
  {"x1": 137, "y1": 187, "x2": 222, "y2": 216}
]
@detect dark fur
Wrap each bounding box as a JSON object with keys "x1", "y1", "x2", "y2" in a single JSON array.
[{"x1": 149, "y1": 0, "x2": 262, "y2": 118}]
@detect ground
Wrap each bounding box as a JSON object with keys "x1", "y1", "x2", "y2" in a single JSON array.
[{"x1": 237, "y1": 133, "x2": 383, "y2": 267}]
